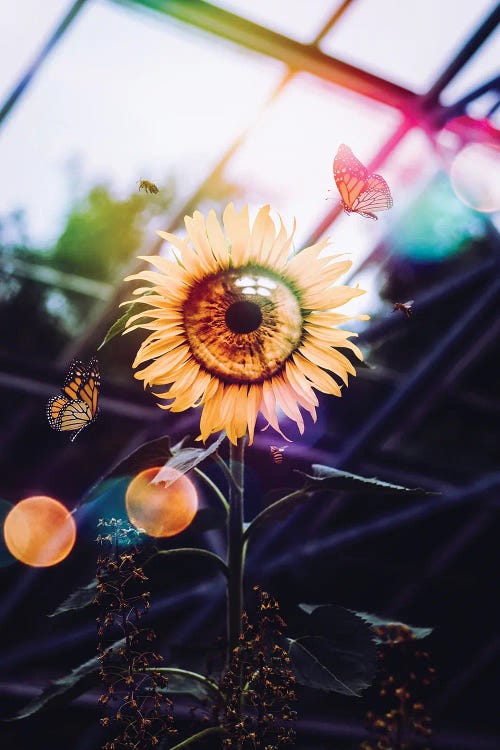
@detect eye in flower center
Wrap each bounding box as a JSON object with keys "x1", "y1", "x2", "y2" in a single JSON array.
[
  {"x1": 225, "y1": 300, "x2": 263, "y2": 334},
  {"x1": 183, "y1": 267, "x2": 303, "y2": 384}
]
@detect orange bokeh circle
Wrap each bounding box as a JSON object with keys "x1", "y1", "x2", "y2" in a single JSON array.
[
  {"x1": 3, "y1": 496, "x2": 77, "y2": 567},
  {"x1": 125, "y1": 467, "x2": 198, "y2": 538}
]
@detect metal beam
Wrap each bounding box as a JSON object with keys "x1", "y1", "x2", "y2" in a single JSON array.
[
  {"x1": 422, "y1": 2, "x2": 500, "y2": 109},
  {"x1": 4, "y1": 257, "x2": 112, "y2": 300},
  {"x1": 0, "y1": 0, "x2": 89, "y2": 129},
  {"x1": 116, "y1": 0, "x2": 417, "y2": 112},
  {"x1": 259, "y1": 473, "x2": 499, "y2": 574}
]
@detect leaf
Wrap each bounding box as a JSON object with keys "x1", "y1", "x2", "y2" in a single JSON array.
[
  {"x1": 244, "y1": 489, "x2": 311, "y2": 541},
  {"x1": 297, "y1": 465, "x2": 436, "y2": 497},
  {"x1": 83, "y1": 475, "x2": 131, "y2": 508},
  {"x1": 288, "y1": 637, "x2": 364, "y2": 696},
  {"x1": 354, "y1": 611, "x2": 433, "y2": 641},
  {"x1": 289, "y1": 604, "x2": 377, "y2": 696},
  {"x1": 48, "y1": 580, "x2": 97, "y2": 618},
  {"x1": 79, "y1": 435, "x2": 177, "y2": 507},
  {"x1": 152, "y1": 433, "x2": 226, "y2": 488},
  {"x1": 97, "y1": 297, "x2": 153, "y2": 350},
  {"x1": 7, "y1": 641, "x2": 123, "y2": 720},
  {"x1": 155, "y1": 669, "x2": 220, "y2": 700}
]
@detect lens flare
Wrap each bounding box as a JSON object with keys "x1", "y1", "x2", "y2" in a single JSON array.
[
  {"x1": 3, "y1": 496, "x2": 77, "y2": 567},
  {"x1": 450, "y1": 143, "x2": 500, "y2": 213},
  {"x1": 125, "y1": 467, "x2": 198, "y2": 538}
]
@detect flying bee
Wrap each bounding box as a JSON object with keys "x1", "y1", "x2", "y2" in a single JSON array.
[
  {"x1": 270, "y1": 445, "x2": 287, "y2": 464},
  {"x1": 392, "y1": 300, "x2": 414, "y2": 318},
  {"x1": 138, "y1": 179, "x2": 159, "y2": 194}
]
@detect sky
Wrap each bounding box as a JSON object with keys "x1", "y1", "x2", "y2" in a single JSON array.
[{"x1": 0, "y1": 0, "x2": 497, "y2": 263}]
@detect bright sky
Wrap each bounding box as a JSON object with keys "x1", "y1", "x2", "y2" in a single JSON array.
[{"x1": 0, "y1": 0, "x2": 496, "y2": 262}]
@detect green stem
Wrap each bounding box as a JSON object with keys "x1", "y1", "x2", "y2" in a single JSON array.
[
  {"x1": 227, "y1": 437, "x2": 246, "y2": 655},
  {"x1": 214, "y1": 453, "x2": 240, "y2": 493},
  {"x1": 145, "y1": 667, "x2": 222, "y2": 698},
  {"x1": 193, "y1": 467, "x2": 230, "y2": 515},
  {"x1": 154, "y1": 548, "x2": 229, "y2": 577},
  {"x1": 169, "y1": 725, "x2": 227, "y2": 750}
]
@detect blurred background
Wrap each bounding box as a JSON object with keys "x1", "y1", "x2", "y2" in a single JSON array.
[{"x1": 0, "y1": 1, "x2": 499, "y2": 749}]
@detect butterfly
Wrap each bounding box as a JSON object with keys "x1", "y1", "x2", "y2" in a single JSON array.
[
  {"x1": 47, "y1": 358, "x2": 100, "y2": 441},
  {"x1": 333, "y1": 144, "x2": 393, "y2": 220}
]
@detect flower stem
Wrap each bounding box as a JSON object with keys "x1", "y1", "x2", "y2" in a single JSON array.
[
  {"x1": 146, "y1": 667, "x2": 222, "y2": 698},
  {"x1": 227, "y1": 436, "x2": 246, "y2": 655},
  {"x1": 169, "y1": 725, "x2": 226, "y2": 750}
]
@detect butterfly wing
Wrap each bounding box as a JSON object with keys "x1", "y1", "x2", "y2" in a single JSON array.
[
  {"x1": 77, "y1": 358, "x2": 100, "y2": 415},
  {"x1": 48, "y1": 358, "x2": 100, "y2": 437},
  {"x1": 62, "y1": 359, "x2": 87, "y2": 401},
  {"x1": 352, "y1": 174, "x2": 393, "y2": 219},
  {"x1": 333, "y1": 144, "x2": 369, "y2": 211},
  {"x1": 47, "y1": 395, "x2": 69, "y2": 429},
  {"x1": 57, "y1": 399, "x2": 94, "y2": 441}
]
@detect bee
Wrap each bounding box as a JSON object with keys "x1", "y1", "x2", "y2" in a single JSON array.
[
  {"x1": 138, "y1": 179, "x2": 159, "y2": 194},
  {"x1": 392, "y1": 300, "x2": 414, "y2": 318},
  {"x1": 270, "y1": 445, "x2": 287, "y2": 464}
]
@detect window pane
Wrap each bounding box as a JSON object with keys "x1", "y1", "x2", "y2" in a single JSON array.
[
  {"x1": 0, "y1": 0, "x2": 284, "y2": 244},
  {"x1": 320, "y1": 0, "x2": 496, "y2": 92},
  {"x1": 223, "y1": 72, "x2": 401, "y2": 249},
  {"x1": 0, "y1": 0, "x2": 70, "y2": 101}
]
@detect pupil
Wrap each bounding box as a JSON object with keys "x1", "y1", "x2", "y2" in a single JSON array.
[{"x1": 225, "y1": 300, "x2": 263, "y2": 334}]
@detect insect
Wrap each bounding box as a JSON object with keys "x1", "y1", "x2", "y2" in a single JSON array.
[
  {"x1": 333, "y1": 144, "x2": 393, "y2": 220},
  {"x1": 270, "y1": 445, "x2": 287, "y2": 464},
  {"x1": 392, "y1": 300, "x2": 414, "y2": 318},
  {"x1": 46, "y1": 358, "x2": 100, "y2": 441},
  {"x1": 138, "y1": 179, "x2": 159, "y2": 194}
]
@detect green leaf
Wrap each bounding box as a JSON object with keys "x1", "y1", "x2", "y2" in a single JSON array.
[
  {"x1": 152, "y1": 433, "x2": 226, "y2": 488},
  {"x1": 48, "y1": 580, "x2": 97, "y2": 618},
  {"x1": 154, "y1": 669, "x2": 221, "y2": 700},
  {"x1": 288, "y1": 636, "x2": 363, "y2": 696},
  {"x1": 79, "y1": 435, "x2": 178, "y2": 507},
  {"x1": 97, "y1": 297, "x2": 153, "y2": 350},
  {"x1": 83, "y1": 475, "x2": 131, "y2": 508},
  {"x1": 243, "y1": 489, "x2": 309, "y2": 541},
  {"x1": 289, "y1": 604, "x2": 377, "y2": 696},
  {"x1": 353, "y1": 611, "x2": 433, "y2": 641},
  {"x1": 297, "y1": 464, "x2": 436, "y2": 497},
  {"x1": 156, "y1": 548, "x2": 228, "y2": 577},
  {"x1": 7, "y1": 640, "x2": 124, "y2": 720}
]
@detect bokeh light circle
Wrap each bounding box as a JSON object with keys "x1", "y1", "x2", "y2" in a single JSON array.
[
  {"x1": 450, "y1": 143, "x2": 500, "y2": 213},
  {"x1": 3, "y1": 496, "x2": 77, "y2": 567},
  {"x1": 125, "y1": 467, "x2": 198, "y2": 538}
]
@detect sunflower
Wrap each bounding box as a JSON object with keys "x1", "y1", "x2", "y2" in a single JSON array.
[{"x1": 124, "y1": 204, "x2": 368, "y2": 445}]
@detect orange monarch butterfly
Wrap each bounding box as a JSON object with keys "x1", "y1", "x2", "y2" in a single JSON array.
[
  {"x1": 333, "y1": 144, "x2": 393, "y2": 220},
  {"x1": 270, "y1": 445, "x2": 287, "y2": 464},
  {"x1": 47, "y1": 358, "x2": 100, "y2": 441}
]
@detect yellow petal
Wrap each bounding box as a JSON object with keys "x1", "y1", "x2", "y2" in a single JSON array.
[
  {"x1": 206, "y1": 209, "x2": 230, "y2": 269},
  {"x1": 248, "y1": 205, "x2": 277, "y2": 265},
  {"x1": 246, "y1": 384, "x2": 262, "y2": 445},
  {"x1": 292, "y1": 352, "x2": 342, "y2": 396},
  {"x1": 223, "y1": 203, "x2": 250, "y2": 266}
]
